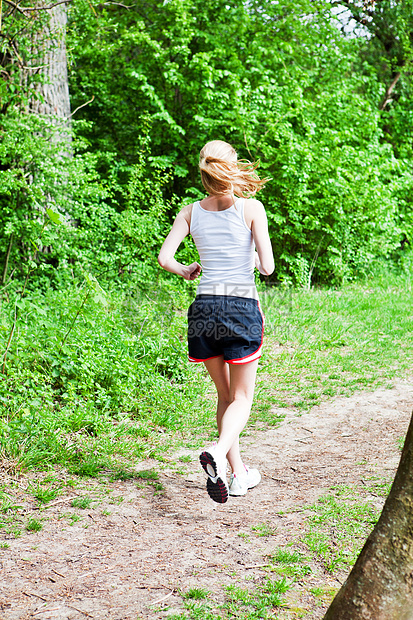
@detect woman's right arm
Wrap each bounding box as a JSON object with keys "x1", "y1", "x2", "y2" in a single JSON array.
[
  {"x1": 158, "y1": 206, "x2": 202, "y2": 281},
  {"x1": 250, "y1": 201, "x2": 275, "y2": 276}
]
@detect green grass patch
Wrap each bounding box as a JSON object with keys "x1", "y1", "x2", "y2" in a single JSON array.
[
  {"x1": 26, "y1": 518, "x2": 42, "y2": 532},
  {"x1": 251, "y1": 523, "x2": 277, "y2": 537},
  {"x1": 136, "y1": 469, "x2": 159, "y2": 481},
  {"x1": 135, "y1": 468, "x2": 165, "y2": 494},
  {"x1": 184, "y1": 588, "x2": 210, "y2": 600},
  {"x1": 71, "y1": 496, "x2": 92, "y2": 509},
  {"x1": 302, "y1": 486, "x2": 380, "y2": 572},
  {"x1": 0, "y1": 286, "x2": 213, "y2": 473},
  {"x1": 259, "y1": 277, "x2": 413, "y2": 410},
  {"x1": 31, "y1": 484, "x2": 59, "y2": 505},
  {"x1": 109, "y1": 468, "x2": 137, "y2": 481},
  {"x1": 268, "y1": 547, "x2": 312, "y2": 580},
  {"x1": 170, "y1": 577, "x2": 290, "y2": 619},
  {"x1": 2, "y1": 277, "x2": 412, "y2": 472},
  {"x1": 0, "y1": 492, "x2": 22, "y2": 514}
]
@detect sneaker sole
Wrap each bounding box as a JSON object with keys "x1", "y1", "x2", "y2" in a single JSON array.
[
  {"x1": 206, "y1": 476, "x2": 228, "y2": 503},
  {"x1": 199, "y1": 451, "x2": 217, "y2": 478},
  {"x1": 247, "y1": 475, "x2": 261, "y2": 489},
  {"x1": 229, "y1": 469, "x2": 261, "y2": 496},
  {"x1": 200, "y1": 451, "x2": 229, "y2": 504},
  {"x1": 228, "y1": 488, "x2": 248, "y2": 497}
]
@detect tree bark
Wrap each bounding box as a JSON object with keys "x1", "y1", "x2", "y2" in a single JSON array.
[
  {"x1": 29, "y1": 2, "x2": 71, "y2": 121},
  {"x1": 323, "y1": 410, "x2": 413, "y2": 620}
]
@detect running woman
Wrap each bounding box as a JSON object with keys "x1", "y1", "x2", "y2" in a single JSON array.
[{"x1": 158, "y1": 140, "x2": 274, "y2": 503}]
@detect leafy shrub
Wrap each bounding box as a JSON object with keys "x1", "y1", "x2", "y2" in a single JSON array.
[{"x1": 0, "y1": 285, "x2": 210, "y2": 469}]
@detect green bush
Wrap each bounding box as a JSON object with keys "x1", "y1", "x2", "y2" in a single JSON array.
[{"x1": 0, "y1": 285, "x2": 209, "y2": 469}]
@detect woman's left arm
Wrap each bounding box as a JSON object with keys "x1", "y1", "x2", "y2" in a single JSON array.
[
  {"x1": 158, "y1": 206, "x2": 202, "y2": 281},
  {"x1": 249, "y1": 201, "x2": 275, "y2": 276}
]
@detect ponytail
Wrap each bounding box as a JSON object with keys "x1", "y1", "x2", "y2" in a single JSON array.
[{"x1": 199, "y1": 140, "x2": 269, "y2": 197}]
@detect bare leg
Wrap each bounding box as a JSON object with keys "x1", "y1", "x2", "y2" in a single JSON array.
[
  {"x1": 202, "y1": 356, "x2": 230, "y2": 429},
  {"x1": 203, "y1": 357, "x2": 259, "y2": 476}
]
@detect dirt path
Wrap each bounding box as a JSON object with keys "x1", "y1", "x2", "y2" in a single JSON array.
[{"x1": 1, "y1": 380, "x2": 412, "y2": 620}]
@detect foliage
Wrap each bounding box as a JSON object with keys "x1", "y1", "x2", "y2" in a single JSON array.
[
  {"x1": 1, "y1": 276, "x2": 412, "y2": 473},
  {"x1": 66, "y1": 0, "x2": 413, "y2": 285},
  {"x1": 0, "y1": 285, "x2": 211, "y2": 469},
  {"x1": 0, "y1": 110, "x2": 174, "y2": 289},
  {"x1": 1, "y1": 0, "x2": 413, "y2": 289}
]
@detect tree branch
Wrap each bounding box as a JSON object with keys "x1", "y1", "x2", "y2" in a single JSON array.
[
  {"x1": 2, "y1": 0, "x2": 26, "y2": 15},
  {"x1": 380, "y1": 72, "x2": 402, "y2": 110},
  {"x1": 2, "y1": 233, "x2": 14, "y2": 286},
  {"x1": 3, "y1": 0, "x2": 71, "y2": 15},
  {"x1": 0, "y1": 32, "x2": 24, "y2": 65},
  {"x1": 103, "y1": 1, "x2": 132, "y2": 7},
  {"x1": 66, "y1": 95, "x2": 95, "y2": 120},
  {"x1": 329, "y1": 0, "x2": 392, "y2": 48}
]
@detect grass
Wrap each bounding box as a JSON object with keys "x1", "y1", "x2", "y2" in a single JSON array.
[
  {"x1": 302, "y1": 485, "x2": 380, "y2": 572},
  {"x1": 0, "y1": 495, "x2": 22, "y2": 513},
  {"x1": 135, "y1": 469, "x2": 165, "y2": 494},
  {"x1": 71, "y1": 496, "x2": 92, "y2": 509},
  {"x1": 258, "y1": 277, "x2": 413, "y2": 410},
  {"x1": 109, "y1": 468, "x2": 136, "y2": 481},
  {"x1": 2, "y1": 277, "x2": 412, "y2": 474},
  {"x1": 136, "y1": 469, "x2": 159, "y2": 480},
  {"x1": 251, "y1": 523, "x2": 277, "y2": 537},
  {"x1": 0, "y1": 285, "x2": 213, "y2": 473},
  {"x1": 225, "y1": 578, "x2": 290, "y2": 615},
  {"x1": 169, "y1": 577, "x2": 291, "y2": 620},
  {"x1": 179, "y1": 455, "x2": 193, "y2": 463},
  {"x1": 26, "y1": 518, "x2": 42, "y2": 532},
  {"x1": 31, "y1": 484, "x2": 59, "y2": 505},
  {"x1": 184, "y1": 588, "x2": 210, "y2": 600},
  {"x1": 268, "y1": 548, "x2": 312, "y2": 580},
  {"x1": 0, "y1": 276, "x2": 412, "y2": 617}
]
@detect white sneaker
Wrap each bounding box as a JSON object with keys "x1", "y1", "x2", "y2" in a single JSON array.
[
  {"x1": 199, "y1": 445, "x2": 229, "y2": 504},
  {"x1": 229, "y1": 466, "x2": 261, "y2": 496}
]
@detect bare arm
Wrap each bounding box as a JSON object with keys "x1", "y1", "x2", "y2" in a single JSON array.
[
  {"x1": 249, "y1": 201, "x2": 275, "y2": 276},
  {"x1": 157, "y1": 206, "x2": 202, "y2": 281}
]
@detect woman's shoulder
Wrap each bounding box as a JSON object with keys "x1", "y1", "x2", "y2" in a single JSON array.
[
  {"x1": 243, "y1": 197, "x2": 264, "y2": 210},
  {"x1": 178, "y1": 203, "x2": 194, "y2": 225},
  {"x1": 243, "y1": 198, "x2": 265, "y2": 228}
]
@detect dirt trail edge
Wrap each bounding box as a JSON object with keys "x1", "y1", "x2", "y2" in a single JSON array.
[{"x1": 1, "y1": 380, "x2": 412, "y2": 620}]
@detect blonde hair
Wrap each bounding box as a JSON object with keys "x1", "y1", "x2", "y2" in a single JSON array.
[{"x1": 199, "y1": 140, "x2": 268, "y2": 197}]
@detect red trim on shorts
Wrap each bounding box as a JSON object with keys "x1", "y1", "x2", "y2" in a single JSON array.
[
  {"x1": 227, "y1": 344, "x2": 263, "y2": 365},
  {"x1": 188, "y1": 300, "x2": 266, "y2": 366},
  {"x1": 188, "y1": 354, "x2": 222, "y2": 363},
  {"x1": 227, "y1": 300, "x2": 265, "y2": 365}
]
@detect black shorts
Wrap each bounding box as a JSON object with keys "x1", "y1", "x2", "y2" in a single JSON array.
[{"x1": 187, "y1": 295, "x2": 264, "y2": 365}]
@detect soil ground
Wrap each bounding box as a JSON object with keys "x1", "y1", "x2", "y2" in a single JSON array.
[{"x1": 1, "y1": 379, "x2": 412, "y2": 620}]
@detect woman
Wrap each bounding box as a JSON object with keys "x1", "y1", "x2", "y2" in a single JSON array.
[{"x1": 158, "y1": 140, "x2": 274, "y2": 503}]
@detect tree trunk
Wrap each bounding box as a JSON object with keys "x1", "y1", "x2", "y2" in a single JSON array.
[
  {"x1": 323, "y1": 410, "x2": 413, "y2": 620},
  {"x1": 30, "y1": 2, "x2": 71, "y2": 121},
  {"x1": 28, "y1": 0, "x2": 72, "y2": 208}
]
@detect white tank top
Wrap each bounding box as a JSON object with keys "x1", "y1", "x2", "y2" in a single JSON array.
[{"x1": 190, "y1": 198, "x2": 257, "y2": 299}]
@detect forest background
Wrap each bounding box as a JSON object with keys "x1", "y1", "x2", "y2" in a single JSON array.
[
  {"x1": 1, "y1": 0, "x2": 413, "y2": 485},
  {"x1": 2, "y1": 2, "x2": 413, "y2": 617}
]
